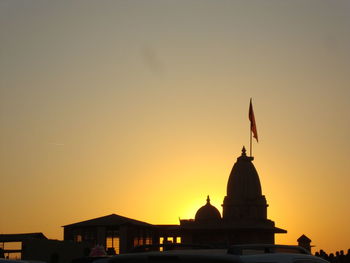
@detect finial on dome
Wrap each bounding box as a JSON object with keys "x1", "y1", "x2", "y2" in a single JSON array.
[
  {"x1": 206, "y1": 195, "x2": 210, "y2": 204},
  {"x1": 242, "y1": 146, "x2": 247, "y2": 156}
]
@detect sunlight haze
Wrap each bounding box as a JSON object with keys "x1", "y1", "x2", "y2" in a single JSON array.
[{"x1": 1, "y1": 0, "x2": 349, "y2": 253}]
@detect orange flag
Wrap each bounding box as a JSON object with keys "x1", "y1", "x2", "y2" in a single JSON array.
[{"x1": 249, "y1": 99, "x2": 258, "y2": 142}]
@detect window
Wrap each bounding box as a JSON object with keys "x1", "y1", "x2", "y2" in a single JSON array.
[
  {"x1": 145, "y1": 237, "x2": 152, "y2": 245},
  {"x1": 106, "y1": 230, "x2": 120, "y2": 255},
  {"x1": 2, "y1": 242, "x2": 22, "y2": 259},
  {"x1": 74, "y1": 234, "x2": 82, "y2": 243},
  {"x1": 106, "y1": 236, "x2": 119, "y2": 255},
  {"x1": 133, "y1": 237, "x2": 139, "y2": 247}
]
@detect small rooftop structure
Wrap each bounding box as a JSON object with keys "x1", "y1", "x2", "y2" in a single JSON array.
[{"x1": 297, "y1": 234, "x2": 312, "y2": 252}]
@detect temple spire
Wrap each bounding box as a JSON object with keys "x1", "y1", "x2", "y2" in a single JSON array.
[{"x1": 242, "y1": 146, "x2": 247, "y2": 156}]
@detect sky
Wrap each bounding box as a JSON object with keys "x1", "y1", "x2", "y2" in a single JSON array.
[{"x1": 1, "y1": 0, "x2": 350, "y2": 253}]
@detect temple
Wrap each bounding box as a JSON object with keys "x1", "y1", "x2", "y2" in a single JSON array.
[
  {"x1": 180, "y1": 146, "x2": 286, "y2": 246},
  {"x1": 63, "y1": 147, "x2": 286, "y2": 253}
]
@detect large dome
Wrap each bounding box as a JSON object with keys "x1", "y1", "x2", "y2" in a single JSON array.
[
  {"x1": 226, "y1": 147, "x2": 262, "y2": 200},
  {"x1": 195, "y1": 196, "x2": 221, "y2": 221}
]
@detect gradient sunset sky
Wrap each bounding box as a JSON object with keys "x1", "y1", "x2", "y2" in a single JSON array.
[{"x1": 1, "y1": 0, "x2": 349, "y2": 253}]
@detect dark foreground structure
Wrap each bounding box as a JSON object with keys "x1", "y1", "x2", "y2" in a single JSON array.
[
  {"x1": 63, "y1": 147, "x2": 286, "y2": 253},
  {"x1": 0, "y1": 233, "x2": 88, "y2": 262}
]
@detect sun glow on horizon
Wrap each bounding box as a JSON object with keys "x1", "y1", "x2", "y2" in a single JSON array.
[{"x1": 1, "y1": 0, "x2": 350, "y2": 254}]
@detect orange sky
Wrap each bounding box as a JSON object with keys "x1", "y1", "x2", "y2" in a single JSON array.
[{"x1": 1, "y1": 0, "x2": 350, "y2": 253}]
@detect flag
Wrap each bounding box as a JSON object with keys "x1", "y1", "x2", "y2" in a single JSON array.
[{"x1": 249, "y1": 99, "x2": 258, "y2": 142}]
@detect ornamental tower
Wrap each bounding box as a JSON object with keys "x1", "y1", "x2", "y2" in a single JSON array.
[{"x1": 222, "y1": 146, "x2": 268, "y2": 221}]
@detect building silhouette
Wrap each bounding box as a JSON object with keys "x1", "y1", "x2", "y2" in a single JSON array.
[
  {"x1": 0, "y1": 233, "x2": 89, "y2": 262},
  {"x1": 179, "y1": 146, "x2": 286, "y2": 246},
  {"x1": 298, "y1": 234, "x2": 312, "y2": 252},
  {"x1": 63, "y1": 147, "x2": 286, "y2": 253},
  {"x1": 63, "y1": 214, "x2": 158, "y2": 254}
]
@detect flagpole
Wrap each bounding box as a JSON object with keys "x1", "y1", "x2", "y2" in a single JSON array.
[{"x1": 250, "y1": 127, "x2": 252, "y2": 157}]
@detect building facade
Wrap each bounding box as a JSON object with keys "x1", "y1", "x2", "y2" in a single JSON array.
[{"x1": 63, "y1": 214, "x2": 163, "y2": 254}]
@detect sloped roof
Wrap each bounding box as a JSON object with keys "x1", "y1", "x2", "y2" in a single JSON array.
[
  {"x1": 0, "y1": 233, "x2": 47, "y2": 242},
  {"x1": 297, "y1": 234, "x2": 311, "y2": 242},
  {"x1": 63, "y1": 214, "x2": 154, "y2": 228}
]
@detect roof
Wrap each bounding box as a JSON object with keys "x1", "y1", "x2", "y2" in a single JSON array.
[
  {"x1": 156, "y1": 225, "x2": 181, "y2": 230},
  {"x1": 95, "y1": 249, "x2": 239, "y2": 263},
  {"x1": 63, "y1": 214, "x2": 154, "y2": 228},
  {"x1": 238, "y1": 253, "x2": 329, "y2": 263},
  {"x1": 297, "y1": 234, "x2": 312, "y2": 242},
  {"x1": 0, "y1": 233, "x2": 47, "y2": 242},
  {"x1": 228, "y1": 244, "x2": 310, "y2": 255},
  {"x1": 179, "y1": 223, "x2": 287, "y2": 233},
  {"x1": 91, "y1": 249, "x2": 328, "y2": 263},
  {"x1": 180, "y1": 219, "x2": 287, "y2": 233}
]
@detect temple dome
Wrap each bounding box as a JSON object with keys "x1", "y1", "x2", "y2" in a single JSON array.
[
  {"x1": 226, "y1": 147, "x2": 262, "y2": 200},
  {"x1": 195, "y1": 196, "x2": 221, "y2": 221}
]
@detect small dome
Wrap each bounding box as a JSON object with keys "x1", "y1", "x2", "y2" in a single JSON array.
[{"x1": 195, "y1": 196, "x2": 221, "y2": 221}]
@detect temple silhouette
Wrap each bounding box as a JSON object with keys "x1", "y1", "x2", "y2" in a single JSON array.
[
  {"x1": 179, "y1": 146, "x2": 286, "y2": 245},
  {"x1": 63, "y1": 146, "x2": 287, "y2": 253}
]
